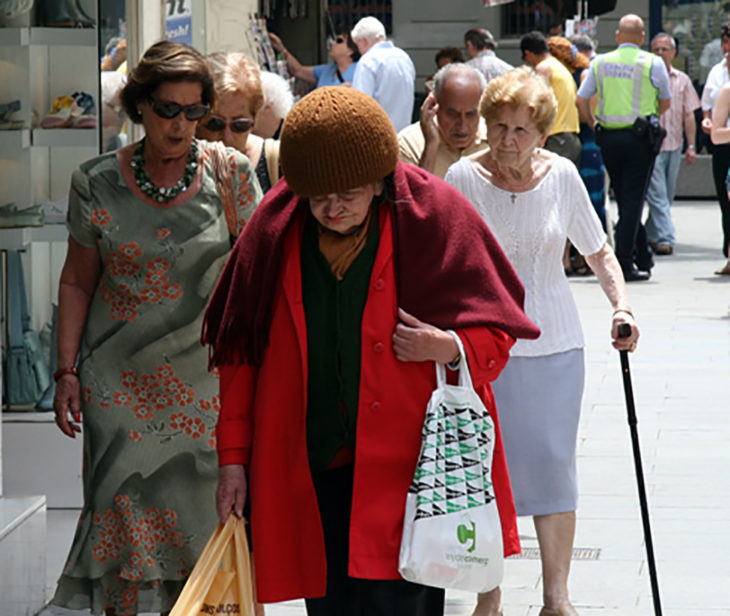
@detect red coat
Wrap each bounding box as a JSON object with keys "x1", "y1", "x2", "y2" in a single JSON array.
[{"x1": 217, "y1": 210, "x2": 520, "y2": 603}]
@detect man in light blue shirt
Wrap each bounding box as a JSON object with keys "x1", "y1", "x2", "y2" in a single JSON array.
[{"x1": 351, "y1": 16, "x2": 416, "y2": 132}]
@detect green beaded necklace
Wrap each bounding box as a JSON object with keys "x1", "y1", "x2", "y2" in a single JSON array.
[{"x1": 130, "y1": 138, "x2": 199, "y2": 202}]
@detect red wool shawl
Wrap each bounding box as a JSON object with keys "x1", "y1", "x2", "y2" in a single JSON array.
[{"x1": 202, "y1": 162, "x2": 539, "y2": 366}]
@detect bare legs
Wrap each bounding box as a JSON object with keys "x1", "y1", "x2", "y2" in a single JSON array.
[
  {"x1": 472, "y1": 585, "x2": 502, "y2": 616},
  {"x1": 473, "y1": 511, "x2": 578, "y2": 616},
  {"x1": 534, "y1": 511, "x2": 578, "y2": 615}
]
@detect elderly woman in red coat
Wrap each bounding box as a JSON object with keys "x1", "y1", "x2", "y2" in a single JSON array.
[{"x1": 202, "y1": 86, "x2": 540, "y2": 616}]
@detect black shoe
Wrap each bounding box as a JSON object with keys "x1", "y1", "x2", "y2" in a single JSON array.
[
  {"x1": 623, "y1": 266, "x2": 651, "y2": 282},
  {"x1": 634, "y1": 255, "x2": 654, "y2": 272}
]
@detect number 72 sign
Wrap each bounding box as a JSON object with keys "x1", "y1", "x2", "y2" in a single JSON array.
[{"x1": 166, "y1": 0, "x2": 193, "y2": 45}]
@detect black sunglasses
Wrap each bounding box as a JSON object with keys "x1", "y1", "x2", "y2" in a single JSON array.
[
  {"x1": 202, "y1": 117, "x2": 253, "y2": 133},
  {"x1": 335, "y1": 36, "x2": 346, "y2": 43},
  {"x1": 149, "y1": 98, "x2": 210, "y2": 121}
]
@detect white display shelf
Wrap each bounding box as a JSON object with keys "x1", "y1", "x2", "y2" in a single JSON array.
[
  {"x1": 0, "y1": 129, "x2": 30, "y2": 152},
  {"x1": 0, "y1": 227, "x2": 33, "y2": 250},
  {"x1": 32, "y1": 128, "x2": 97, "y2": 148},
  {"x1": 0, "y1": 27, "x2": 30, "y2": 46},
  {"x1": 0, "y1": 224, "x2": 67, "y2": 249},
  {"x1": 30, "y1": 27, "x2": 96, "y2": 47},
  {"x1": 31, "y1": 223, "x2": 68, "y2": 243}
]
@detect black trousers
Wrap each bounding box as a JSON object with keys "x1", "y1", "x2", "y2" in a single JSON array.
[
  {"x1": 304, "y1": 465, "x2": 445, "y2": 616},
  {"x1": 709, "y1": 141, "x2": 730, "y2": 257},
  {"x1": 599, "y1": 128, "x2": 656, "y2": 272}
]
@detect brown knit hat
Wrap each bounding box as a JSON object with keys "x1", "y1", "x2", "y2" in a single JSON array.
[{"x1": 279, "y1": 86, "x2": 399, "y2": 197}]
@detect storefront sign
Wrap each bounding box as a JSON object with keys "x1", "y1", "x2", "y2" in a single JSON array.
[{"x1": 165, "y1": 0, "x2": 193, "y2": 45}]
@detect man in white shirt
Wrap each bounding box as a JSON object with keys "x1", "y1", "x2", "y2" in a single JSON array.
[
  {"x1": 351, "y1": 16, "x2": 416, "y2": 132},
  {"x1": 700, "y1": 21, "x2": 730, "y2": 272},
  {"x1": 398, "y1": 63, "x2": 487, "y2": 179}
]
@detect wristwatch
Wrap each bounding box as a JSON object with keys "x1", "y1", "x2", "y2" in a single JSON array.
[{"x1": 687, "y1": 145, "x2": 696, "y2": 150}]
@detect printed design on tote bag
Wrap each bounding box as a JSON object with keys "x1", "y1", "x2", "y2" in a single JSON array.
[{"x1": 409, "y1": 403, "x2": 495, "y2": 520}]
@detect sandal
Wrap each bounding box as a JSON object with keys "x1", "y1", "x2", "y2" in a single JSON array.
[{"x1": 714, "y1": 262, "x2": 730, "y2": 275}]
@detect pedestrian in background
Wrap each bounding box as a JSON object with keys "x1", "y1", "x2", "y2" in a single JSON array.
[
  {"x1": 196, "y1": 52, "x2": 281, "y2": 194},
  {"x1": 568, "y1": 34, "x2": 607, "y2": 231},
  {"x1": 521, "y1": 31, "x2": 581, "y2": 167},
  {"x1": 398, "y1": 63, "x2": 487, "y2": 178},
  {"x1": 269, "y1": 30, "x2": 360, "y2": 88},
  {"x1": 700, "y1": 21, "x2": 730, "y2": 275},
  {"x1": 577, "y1": 14, "x2": 671, "y2": 282},
  {"x1": 252, "y1": 71, "x2": 294, "y2": 140},
  {"x1": 464, "y1": 27, "x2": 513, "y2": 83},
  {"x1": 351, "y1": 16, "x2": 416, "y2": 132},
  {"x1": 645, "y1": 32, "x2": 699, "y2": 257}
]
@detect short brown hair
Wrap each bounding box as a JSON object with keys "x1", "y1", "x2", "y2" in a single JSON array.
[
  {"x1": 207, "y1": 51, "x2": 264, "y2": 116},
  {"x1": 121, "y1": 40, "x2": 215, "y2": 123},
  {"x1": 480, "y1": 66, "x2": 557, "y2": 135}
]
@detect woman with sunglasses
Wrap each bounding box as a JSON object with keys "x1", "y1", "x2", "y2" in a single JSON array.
[
  {"x1": 269, "y1": 31, "x2": 360, "y2": 88},
  {"x1": 50, "y1": 41, "x2": 262, "y2": 616},
  {"x1": 197, "y1": 51, "x2": 281, "y2": 194}
]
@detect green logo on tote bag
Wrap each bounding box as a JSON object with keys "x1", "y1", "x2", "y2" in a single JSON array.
[{"x1": 457, "y1": 521, "x2": 476, "y2": 553}]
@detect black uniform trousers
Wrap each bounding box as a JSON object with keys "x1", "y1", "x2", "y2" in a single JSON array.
[
  {"x1": 599, "y1": 127, "x2": 656, "y2": 273},
  {"x1": 709, "y1": 141, "x2": 730, "y2": 257},
  {"x1": 304, "y1": 465, "x2": 445, "y2": 616}
]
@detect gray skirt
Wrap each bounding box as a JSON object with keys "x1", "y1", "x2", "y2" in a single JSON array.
[{"x1": 493, "y1": 349, "x2": 584, "y2": 516}]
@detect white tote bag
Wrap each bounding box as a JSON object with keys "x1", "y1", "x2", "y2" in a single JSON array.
[{"x1": 399, "y1": 332, "x2": 503, "y2": 592}]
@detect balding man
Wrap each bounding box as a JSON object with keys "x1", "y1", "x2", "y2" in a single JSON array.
[
  {"x1": 398, "y1": 63, "x2": 487, "y2": 178},
  {"x1": 351, "y1": 16, "x2": 416, "y2": 132},
  {"x1": 577, "y1": 14, "x2": 671, "y2": 282}
]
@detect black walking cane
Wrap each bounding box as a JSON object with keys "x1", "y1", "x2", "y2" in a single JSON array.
[{"x1": 617, "y1": 323, "x2": 662, "y2": 616}]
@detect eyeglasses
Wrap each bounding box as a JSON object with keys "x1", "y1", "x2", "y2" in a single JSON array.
[
  {"x1": 652, "y1": 47, "x2": 672, "y2": 52},
  {"x1": 149, "y1": 98, "x2": 210, "y2": 121},
  {"x1": 201, "y1": 117, "x2": 253, "y2": 133},
  {"x1": 335, "y1": 36, "x2": 345, "y2": 43}
]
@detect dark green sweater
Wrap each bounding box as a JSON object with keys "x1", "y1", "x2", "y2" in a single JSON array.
[{"x1": 301, "y1": 213, "x2": 380, "y2": 473}]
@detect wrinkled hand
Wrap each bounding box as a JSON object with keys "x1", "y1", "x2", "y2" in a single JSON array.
[
  {"x1": 611, "y1": 312, "x2": 640, "y2": 352},
  {"x1": 217, "y1": 464, "x2": 247, "y2": 523},
  {"x1": 685, "y1": 147, "x2": 697, "y2": 165},
  {"x1": 419, "y1": 93, "x2": 441, "y2": 145},
  {"x1": 392, "y1": 308, "x2": 458, "y2": 363},
  {"x1": 701, "y1": 117, "x2": 712, "y2": 135},
  {"x1": 53, "y1": 375, "x2": 82, "y2": 438}
]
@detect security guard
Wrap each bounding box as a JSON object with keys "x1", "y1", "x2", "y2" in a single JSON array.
[{"x1": 577, "y1": 14, "x2": 671, "y2": 281}]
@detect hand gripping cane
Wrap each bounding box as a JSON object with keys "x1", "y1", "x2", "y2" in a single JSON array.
[{"x1": 617, "y1": 323, "x2": 663, "y2": 616}]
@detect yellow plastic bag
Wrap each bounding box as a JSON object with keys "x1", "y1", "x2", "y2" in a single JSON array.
[{"x1": 169, "y1": 515, "x2": 255, "y2": 616}]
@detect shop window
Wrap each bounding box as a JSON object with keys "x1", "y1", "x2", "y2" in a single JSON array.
[
  {"x1": 502, "y1": 0, "x2": 565, "y2": 36},
  {"x1": 501, "y1": 0, "x2": 616, "y2": 37},
  {"x1": 661, "y1": 0, "x2": 729, "y2": 86},
  {"x1": 327, "y1": 0, "x2": 392, "y2": 37}
]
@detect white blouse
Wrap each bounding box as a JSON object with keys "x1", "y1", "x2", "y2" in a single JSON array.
[{"x1": 445, "y1": 154, "x2": 606, "y2": 357}]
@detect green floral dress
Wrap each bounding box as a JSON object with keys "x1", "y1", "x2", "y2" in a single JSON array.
[{"x1": 51, "y1": 141, "x2": 261, "y2": 616}]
